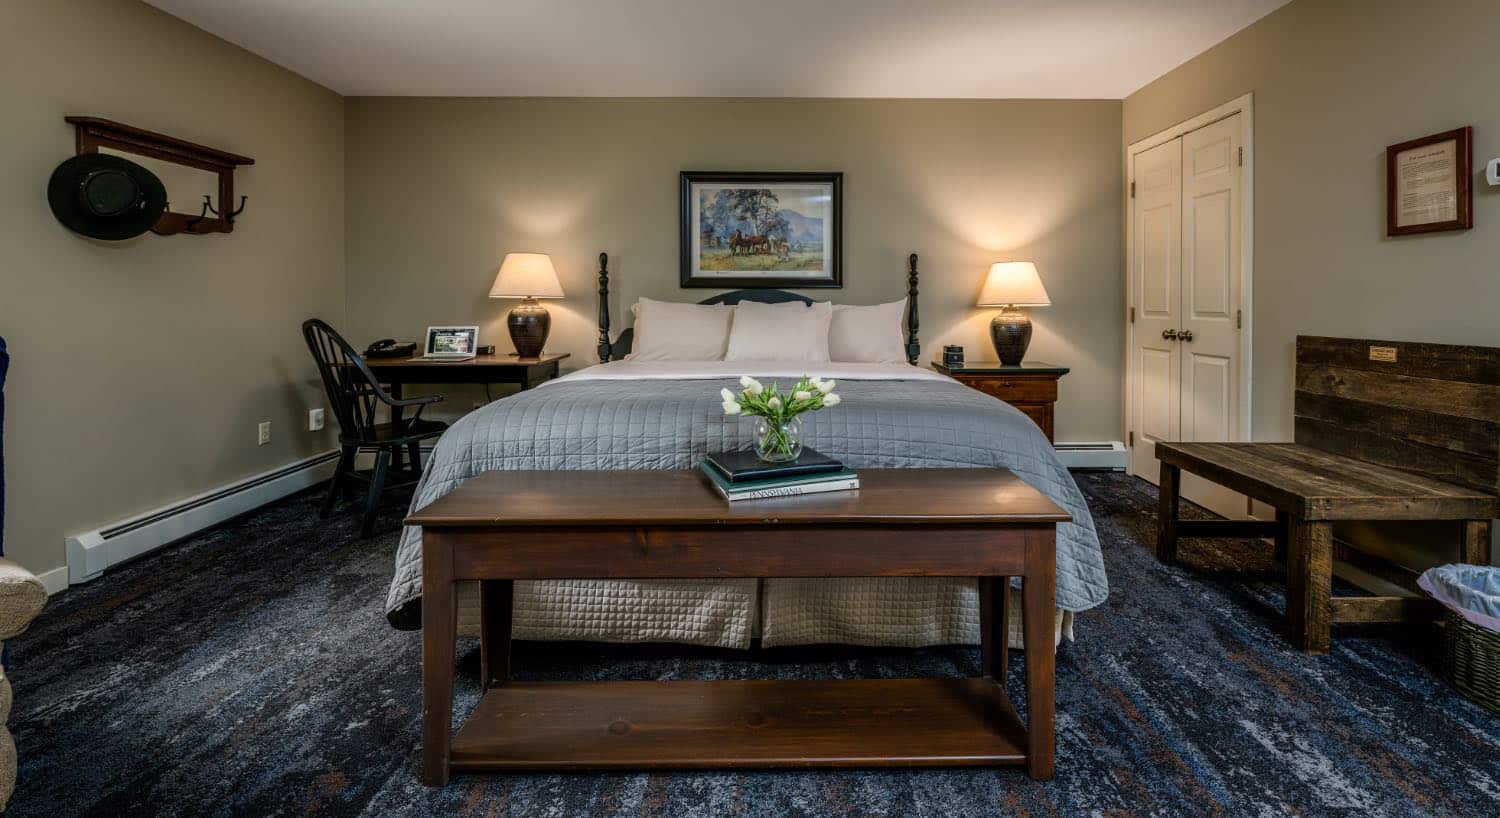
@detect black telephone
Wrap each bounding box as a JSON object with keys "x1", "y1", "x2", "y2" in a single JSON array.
[{"x1": 363, "y1": 338, "x2": 418, "y2": 359}]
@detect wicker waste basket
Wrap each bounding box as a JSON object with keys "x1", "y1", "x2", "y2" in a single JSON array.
[{"x1": 1419, "y1": 564, "x2": 1500, "y2": 712}]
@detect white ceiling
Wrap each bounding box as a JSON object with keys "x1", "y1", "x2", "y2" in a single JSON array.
[{"x1": 145, "y1": 0, "x2": 1289, "y2": 99}]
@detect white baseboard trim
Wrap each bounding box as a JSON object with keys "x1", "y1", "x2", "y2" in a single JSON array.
[
  {"x1": 63, "y1": 450, "x2": 340, "y2": 589},
  {"x1": 1055, "y1": 441, "x2": 1127, "y2": 470},
  {"x1": 35, "y1": 566, "x2": 69, "y2": 596}
]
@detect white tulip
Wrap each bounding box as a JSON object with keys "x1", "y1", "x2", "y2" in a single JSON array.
[
  {"x1": 816, "y1": 379, "x2": 836, "y2": 394},
  {"x1": 793, "y1": 390, "x2": 812, "y2": 401},
  {"x1": 740, "y1": 375, "x2": 764, "y2": 396},
  {"x1": 722, "y1": 401, "x2": 742, "y2": 415},
  {"x1": 720, "y1": 387, "x2": 737, "y2": 403},
  {"x1": 822, "y1": 393, "x2": 841, "y2": 407},
  {"x1": 767, "y1": 395, "x2": 782, "y2": 410}
]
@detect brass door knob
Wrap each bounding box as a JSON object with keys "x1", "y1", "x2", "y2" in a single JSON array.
[
  {"x1": 1180, "y1": 330, "x2": 1194, "y2": 342},
  {"x1": 1161, "y1": 329, "x2": 1179, "y2": 340}
]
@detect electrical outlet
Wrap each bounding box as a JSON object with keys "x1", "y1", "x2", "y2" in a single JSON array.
[
  {"x1": 308, "y1": 408, "x2": 325, "y2": 431},
  {"x1": 257, "y1": 421, "x2": 271, "y2": 446}
]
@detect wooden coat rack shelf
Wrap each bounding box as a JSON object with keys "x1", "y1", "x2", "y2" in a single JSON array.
[{"x1": 66, "y1": 116, "x2": 254, "y2": 235}]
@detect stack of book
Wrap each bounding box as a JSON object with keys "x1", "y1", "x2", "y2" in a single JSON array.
[{"x1": 698, "y1": 448, "x2": 859, "y2": 501}]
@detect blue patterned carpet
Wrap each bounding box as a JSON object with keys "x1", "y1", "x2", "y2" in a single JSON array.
[{"x1": 8, "y1": 472, "x2": 1499, "y2": 817}]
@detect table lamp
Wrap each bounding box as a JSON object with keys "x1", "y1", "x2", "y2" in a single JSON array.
[
  {"x1": 490, "y1": 253, "x2": 564, "y2": 358},
  {"x1": 977, "y1": 261, "x2": 1050, "y2": 365}
]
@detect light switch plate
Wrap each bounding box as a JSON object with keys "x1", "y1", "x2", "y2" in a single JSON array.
[{"x1": 1487, "y1": 157, "x2": 1500, "y2": 186}]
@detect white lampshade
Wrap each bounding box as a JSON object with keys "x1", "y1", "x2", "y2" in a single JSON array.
[
  {"x1": 976, "y1": 262, "x2": 1051, "y2": 307},
  {"x1": 489, "y1": 252, "x2": 564, "y2": 299}
]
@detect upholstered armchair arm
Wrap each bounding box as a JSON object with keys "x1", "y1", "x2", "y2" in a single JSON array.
[
  {"x1": 0, "y1": 560, "x2": 41, "y2": 810},
  {"x1": 0, "y1": 559, "x2": 45, "y2": 641}
]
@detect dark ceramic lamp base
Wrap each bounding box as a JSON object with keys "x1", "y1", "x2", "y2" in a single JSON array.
[
  {"x1": 507, "y1": 297, "x2": 551, "y2": 358},
  {"x1": 990, "y1": 306, "x2": 1032, "y2": 366}
]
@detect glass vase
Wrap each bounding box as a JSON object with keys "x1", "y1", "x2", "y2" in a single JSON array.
[{"x1": 753, "y1": 416, "x2": 803, "y2": 463}]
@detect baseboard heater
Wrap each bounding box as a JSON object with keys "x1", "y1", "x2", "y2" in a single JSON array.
[
  {"x1": 64, "y1": 450, "x2": 339, "y2": 587},
  {"x1": 1054, "y1": 441, "x2": 1127, "y2": 470}
]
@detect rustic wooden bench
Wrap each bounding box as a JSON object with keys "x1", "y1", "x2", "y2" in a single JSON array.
[{"x1": 1155, "y1": 336, "x2": 1498, "y2": 654}]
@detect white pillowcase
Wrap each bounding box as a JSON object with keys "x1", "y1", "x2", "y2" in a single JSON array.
[
  {"x1": 627, "y1": 297, "x2": 735, "y2": 361},
  {"x1": 724, "y1": 300, "x2": 833, "y2": 362},
  {"x1": 829, "y1": 299, "x2": 908, "y2": 363}
]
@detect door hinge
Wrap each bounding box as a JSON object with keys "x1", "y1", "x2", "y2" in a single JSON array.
[
  {"x1": 1129, "y1": 180, "x2": 1136, "y2": 198},
  {"x1": 1130, "y1": 306, "x2": 1136, "y2": 323},
  {"x1": 1237, "y1": 146, "x2": 1244, "y2": 166},
  {"x1": 1235, "y1": 309, "x2": 1242, "y2": 329},
  {"x1": 1128, "y1": 431, "x2": 1135, "y2": 446}
]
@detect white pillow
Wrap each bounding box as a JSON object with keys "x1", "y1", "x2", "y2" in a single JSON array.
[
  {"x1": 829, "y1": 299, "x2": 908, "y2": 363},
  {"x1": 627, "y1": 297, "x2": 735, "y2": 361},
  {"x1": 724, "y1": 300, "x2": 833, "y2": 362}
]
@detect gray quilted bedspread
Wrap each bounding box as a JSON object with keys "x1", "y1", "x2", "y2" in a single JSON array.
[{"x1": 386, "y1": 376, "x2": 1107, "y2": 644}]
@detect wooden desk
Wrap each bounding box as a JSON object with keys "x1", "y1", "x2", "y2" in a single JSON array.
[
  {"x1": 366, "y1": 353, "x2": 568, "y2": 469},
  {"x1": 364, "y1": 352, "x2": 569, "y2": 392},
  {"x1": 407, "y1": 468, "x2": 1065, "y2": 785},
  {"x1": 931, "y1": 361, "x2": 1069, "y2": 442}
]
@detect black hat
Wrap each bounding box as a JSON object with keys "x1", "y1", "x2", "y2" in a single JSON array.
[{"x1": 47, "y1": 154, "x2": 167, "y2": 241}]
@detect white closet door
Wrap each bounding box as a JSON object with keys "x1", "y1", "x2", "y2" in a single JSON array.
[
  {"x1": 1178, "y1": 113, "x2": 1245, "y2": 517},
  {"x1": 1129, "y1": 137, "x2": 1182, "y2": 481}
]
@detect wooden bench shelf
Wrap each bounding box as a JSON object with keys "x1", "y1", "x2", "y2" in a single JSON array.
[{"x1": 450, "y1": 678, "x2": 1029, "y2": 771}]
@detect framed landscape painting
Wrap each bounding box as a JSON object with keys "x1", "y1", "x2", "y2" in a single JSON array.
[{"x1": 680, "y1": 171, "x2": 842, "y2": 288}]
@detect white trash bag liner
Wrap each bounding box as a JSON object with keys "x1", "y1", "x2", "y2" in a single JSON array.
[{"x1": 1418, "y1": 564, "x2": 1500, "y2": 632}]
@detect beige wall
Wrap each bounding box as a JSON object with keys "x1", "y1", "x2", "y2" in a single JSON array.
[
  {"x1": 345, "y1": 98, "x2": 1123, "y2": 440},
  {"x1": 1124, "y1": 0, "x2": 1500, "y2": 566},
  {"x1": 0, "y1": 0, "x2": 345, "y2": 579},
  {"x1": 6, "y1": 0, "x2": 1489, "y2": 584},
  {"x1": 1125, "y1": 0, "x2": 1500, "y2": 442}
]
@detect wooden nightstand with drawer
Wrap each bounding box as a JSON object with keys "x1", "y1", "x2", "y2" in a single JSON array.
[{"x1": 931, "y1": 361, "x2": 1069, "y2": 443}]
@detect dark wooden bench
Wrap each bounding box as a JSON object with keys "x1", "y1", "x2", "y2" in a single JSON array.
[{"x1": 1155, "y1": 336, "x2": 1498, "y2": 653}]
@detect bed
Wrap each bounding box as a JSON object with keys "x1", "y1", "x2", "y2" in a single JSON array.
[{"x1": 386, "y1": 253, "x2": 1107, "y2": 648}]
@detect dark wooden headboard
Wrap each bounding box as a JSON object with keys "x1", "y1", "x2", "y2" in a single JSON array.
[
  {"x1": 596, "y1": 252, "x2": 920, "y2": 364},
  {"x1": 1293, "y1": 335, "x2": 1500, "y2": 495}
]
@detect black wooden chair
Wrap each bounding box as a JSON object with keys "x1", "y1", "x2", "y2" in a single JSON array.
[{"x1": 302, "y1": 319, "x2": 448, "y2": 537}]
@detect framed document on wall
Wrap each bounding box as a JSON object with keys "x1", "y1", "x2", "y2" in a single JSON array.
[{"x1": 1386, "y1": 126, "x2": 1472, "y2": 236}]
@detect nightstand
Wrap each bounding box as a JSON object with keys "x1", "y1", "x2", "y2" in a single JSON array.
[{"x1": 931, "y1": 361, "x2": 1069, "y2": 442}]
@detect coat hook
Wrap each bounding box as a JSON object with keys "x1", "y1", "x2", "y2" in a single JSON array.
[
  {"x1": 185, "y1": 196, "x2": 213, "y2": 231},
  {"x1": 226, "y1": 195, "x2": 247, "y2": 223}
]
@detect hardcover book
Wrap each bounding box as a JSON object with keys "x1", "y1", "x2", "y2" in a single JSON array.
[
  {"x1": 703, "y1": 448, "x2": 843, "y2": 483},
  {"x1": 696, "y1": 461, "x2": 859, "y2": 502}
]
